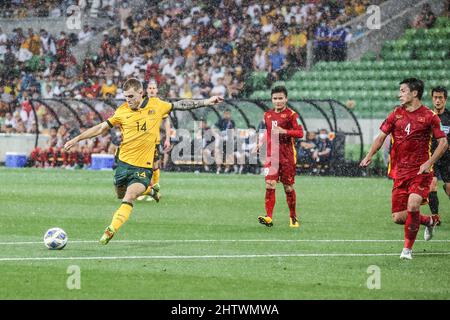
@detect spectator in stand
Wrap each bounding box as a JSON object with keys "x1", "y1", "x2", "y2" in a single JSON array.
[
  {"x1": 1, "y1": 112, "x2": 14, "y2": 132},
  {"x1": 11, "y1": 28, "x2": 25, "y2": 52},
  {"x1": 101, "y1": 78, "x2": 118, "y2": 99},
  {"x1": 0, "y1": 86, "x2": 13, "y2": 112},
  {"x1": 211, "y1": 77, "x2": 227, "y2": 97},
  {"x1": 312, "y1": 129, "x2": 333, "y2": 174},
  {"x1": 40, "y1": 29, "x2": 56, "y2": 56},
  {"x1": 253, "y1": 45, "x2": 267, "y2": 71},
  {"x1": 299, "y1": 131, "x2": 318, "y2": 168},
  {"x1": 235, "y1": 126, "x2": 257, "y2": 174},
  {"x1": 215, "y1": 108, "x2": 236, "y2": 174},
  {"x1": 83, "y1": 78, "x2": 101, "y2": 99},
  {"x1": 413, "y1": 4, "x2": 437, "y2": 29},
  {"x1": 268, "y1": 43, "x2": 287, "y2": 82},
  {"x1": 56, "y1": 31, "x2": 70, "y2": 63},
  {"x1": 0, "y1": 110, "x2": 5, "y2": 130},
  {"x1": 194, "y1": 119, "x2": 216, "y2": 172},
  {"x1": 78, "y1": 25, "x2": 93, "y2": 44},
  {"x1": 225, "y1": 74, "x2": 244, "y2": 99},
  {"x1": 30, "y1": 126, "x2": 58, "y2": 167},
  {"x1": 314, "y1": 19, "x2": 330, "y2": 63},
  {"x1": 0, "y1": 27, "x2": 7, "y2": 60},
  {"x1": 329, "y1": 19, "x2": 348, "y2": 61},
  {"x1": 24, "y1": 28, "x2": 41, "y2": 56}
]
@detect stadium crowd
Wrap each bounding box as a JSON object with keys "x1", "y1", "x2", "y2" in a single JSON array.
[
  {"x1": 0, "y1": 0, "x2": 117, "y2": 19},
  {"x1": 1, "y1": 1, "x2": 373, "y2": 125},
  {"x1": 0, "y1": 0, "x2": 369, "y2": 170}
]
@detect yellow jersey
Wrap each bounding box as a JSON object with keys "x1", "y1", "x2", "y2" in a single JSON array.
[
  {"x1": 148, "y1": 97, "x2": 171, "y2": 144},
  {"x1": 106, "y1": 97, "x2": 172, "y2": 168}
]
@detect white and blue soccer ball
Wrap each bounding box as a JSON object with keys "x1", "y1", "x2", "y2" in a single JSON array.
[{"x1": 43, "y1": 227, "x2": 68, "y2": 250}]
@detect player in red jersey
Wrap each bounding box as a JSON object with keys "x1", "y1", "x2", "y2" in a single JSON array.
[
  {"x1": 256, "y1": 86, "x2": 304, "y2": 228},
  {"x1": 360, "y1": 78, "x2": 448, "y2": 260}
]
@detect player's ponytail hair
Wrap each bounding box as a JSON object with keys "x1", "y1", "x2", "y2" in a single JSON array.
[{"x1": 123, "y1": 78, "x2": 143, "y2": 92}]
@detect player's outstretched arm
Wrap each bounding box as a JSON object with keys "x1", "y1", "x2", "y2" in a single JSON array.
[
  {"x1": 418, "y1": 137, "x2": 448, "y2": 174},
  {"x1": 172, "y1": 96, "x2": 224, "y2": 110},
  {"x1": 64, "y1": 122, "x2": 110, "y2": 151},
  {"x1": 360, "y1": 132, "x2": 387, "y2": 167}
]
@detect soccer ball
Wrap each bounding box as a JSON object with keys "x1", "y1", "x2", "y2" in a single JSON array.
[{"x1": 43, "y1": 227, "x2": 68, "y2": 250}]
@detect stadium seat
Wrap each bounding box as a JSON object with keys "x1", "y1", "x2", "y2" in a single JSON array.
[
  {"x1": 321, "y1": 90, "x2": 334, "y2": 99},
  {"x1": 394, "y1": 38, "x2": 409, "y2": 51},
  {"x1": 403, "y1": 28, "x2": 417, "y2": 40},
  {"x1": 265, "y1": 19, "x2": 450, "y2": 115},
  {"x1": 382, "y1": 40, "x2": 395, "y2": 51},
  {"x1": 291, "y1": 71, "x2": 307, "y2": 81},
  {"x1": 249, "y1": 90, "x2": 269, "y2": 100},
  {"x1": 301, "y1": 90, "x2": 312, "y2": 99},
  {"x1": 289, "y1": 90, "x2": 302, "y2": 100},
  {"x1": 249, "y1": 72, "x2": 268, "y2": 91},
  {"x1": 360, "y1": 51, "x2": 377, "y2": 62},
  {"x1": 321, "y1": 80, "x2": 332, "y2": 89},
  {"x1": 436, "y1": 17, "x2": 450, "y2": 28},
  {"x1": 374, "y1": 61, "x2": 386, "y2": 70},
  {"x1": 332, "y1": 80, "x2": 345, "y2": 90},
  {"x1": 384, "y1": 50, "x2": 412, "y2": 60},
  {"x1": 417, "y1": 50, "x2": 448, "y2": 60},
  {"x1": 286, "y1": 80, "x2": 297, "y2": 89},
  {"x1": 377, "y1": 80, "x2": 391, "y2": 90},
  {"x1": 356, "y1": 100, "x2": 372, "y2": 110}
]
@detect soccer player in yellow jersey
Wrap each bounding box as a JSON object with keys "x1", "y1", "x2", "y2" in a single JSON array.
[
  {"x1": 137, "y1": 80, "x2": 172, "y2": 202},
  {"x1": 64, "y1": 78, "x2": 223, "y2": 244}
]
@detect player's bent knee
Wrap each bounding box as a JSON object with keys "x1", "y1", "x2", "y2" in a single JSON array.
[
  {"x1": 266, "y1": 181, "x2": 277, "y2": 189},
  {"x1": 407, "y1": 204, "x2": 421, "y2": 212},
  {"x1": 407, "y1": 194, "x2": 422, "y2": 212},
  {"x1": 392, "y1": 212, "x2": 406, "y2": 224}
]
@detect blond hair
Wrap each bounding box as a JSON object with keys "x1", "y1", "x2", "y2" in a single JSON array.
[{"x1": 123, "y1": 78, "x2": 143, "y2": 91}]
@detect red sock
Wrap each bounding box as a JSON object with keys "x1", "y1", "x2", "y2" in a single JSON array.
[
  {"x1": 265, "y1": 189, "x2": 275, "y2": 218},
  {"x1": 285, "y1": 190, "x2": 297, "y2": 218},
  {"x1": 419, "y1": 214, "x2": 431, "y2": 226},
  {"x1": 404, "y1": 211, "x2": 420, "y2": 249}
]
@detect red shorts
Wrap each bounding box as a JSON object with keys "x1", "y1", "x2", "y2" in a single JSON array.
[
  {"x1": 264, "y1": 161, "x2": 296, "y2": 185},
  {"x1": 391, "y1": 173, "x2": 433, "y2": 213}
]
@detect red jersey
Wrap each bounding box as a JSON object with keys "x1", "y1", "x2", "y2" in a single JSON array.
[
  {"x1": 380, "y1": 105, "x2": 446, "y2": 180},
  {"x1": 264, "y1": 107, "x2": 303, "y2": 165}
]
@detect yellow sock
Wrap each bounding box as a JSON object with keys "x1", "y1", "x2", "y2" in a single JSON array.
[
  {"x1": 110, "y1": 202, "x2": 133, "y2": 231},
  {"x1": 151, "y1": 168, "x2": 160, "y2": 185},
  {"x1": 142, "y1": 185, "x2": 153, "y2": 195}
]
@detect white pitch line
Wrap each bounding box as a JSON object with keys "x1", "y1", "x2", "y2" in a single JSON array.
[
  {"x1": 1, "y1": 239, "x2": 450, "y2": 245},
  {"x1": 1, "y1": 252, "x2": 450, "y2": 262}
]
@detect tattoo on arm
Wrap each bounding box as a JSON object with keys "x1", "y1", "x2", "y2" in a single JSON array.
[{"x1": 172, "y1": 99, "x2": 207, "y2": 110}]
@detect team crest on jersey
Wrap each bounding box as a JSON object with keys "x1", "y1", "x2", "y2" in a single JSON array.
[
  {"x1": 395, "y1": 115, "x2": 403, "y2": 119},
  {"x1": 148, "y1": 109, "x2": 156, "y2": 115},
  {"x1": 281, "y1": 114, "x2": 287, "y2": 118},
  {"x1": 417, "y1": 117, "x2": 425, "y2": 123}
]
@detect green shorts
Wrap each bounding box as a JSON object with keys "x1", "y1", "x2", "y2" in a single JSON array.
[{"x1": 113, "y1": 160, "x2": 153, "y2": 189}]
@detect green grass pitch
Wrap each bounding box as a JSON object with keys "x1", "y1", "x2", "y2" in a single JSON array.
[{"x1": 0, "y1": 167, "x2": 449, "y2": 299}]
